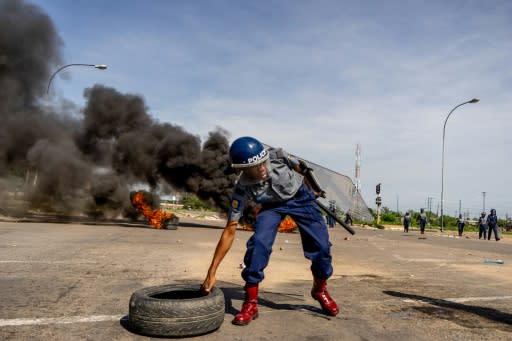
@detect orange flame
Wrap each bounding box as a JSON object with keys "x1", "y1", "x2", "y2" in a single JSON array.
[
  {"x1": 278, "y1": 215, "x2": 298, "y2": 233},
  {"x1": 131, "y1": 191, "x2": 176, "y2": 229},
  {"x1": 241, "y1": 215, "x2": 298, "y2": 233}
]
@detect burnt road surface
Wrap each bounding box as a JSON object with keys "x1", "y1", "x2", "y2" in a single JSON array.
[{"x1": 1, "y1": 219, "x2": 511, "y2": 340}]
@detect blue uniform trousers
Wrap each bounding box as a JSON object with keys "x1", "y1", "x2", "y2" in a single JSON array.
[
  {"x1": 488, "y1": 224, "x2": 500, "y2": 241},
  {"x1": 242, "y1": 186, "x2": 333, "y2": 284},
  {"x1": 478, "y1": 224, "x2": 487, "y2": 239}
]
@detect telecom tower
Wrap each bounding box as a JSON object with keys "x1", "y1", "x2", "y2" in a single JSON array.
[{"x1": 355, "y1": 143, "x2": 361, "y2": 194}]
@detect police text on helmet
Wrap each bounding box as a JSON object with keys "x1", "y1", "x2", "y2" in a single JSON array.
[{"x1": 247, "y1": 150, "x2": 267, "y2": 164}]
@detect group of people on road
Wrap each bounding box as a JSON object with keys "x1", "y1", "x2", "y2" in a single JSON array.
[
  {"x1": 324, "y1": 201, "x2": 353, "y2": 229},
  {"x1": 402, "y1": 208, "x2": 427, "y2": 234},
  {"x1": 477, "y1": 209, "x2": 500, "y2": 241},
  {"x1": 402, "y1": 208, "x2": 501, "y2": 241},
  {"x1": 455, "y1": 209, "x2": 500, "y2": 241}
]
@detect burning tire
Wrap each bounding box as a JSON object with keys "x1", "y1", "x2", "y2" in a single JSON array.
[
  {"x1": 164, "y1": 216, "x2": 179, "y2": 230},
  {"x1": 128, "y1": 284, "x2": 225, "y2": 337}
]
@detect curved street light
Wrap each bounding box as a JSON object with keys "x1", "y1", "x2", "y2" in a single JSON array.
[
  {"x1": 31, "y1": 63, "x2": 107, "y2": 188},
  {"x1": 440, "y1": 98, "x2": 479, "y2": 232},
  {"x1": 46, "y1": 63, "x2": 108, "y2": 94}
]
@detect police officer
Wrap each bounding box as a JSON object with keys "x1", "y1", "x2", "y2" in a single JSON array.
[
  {"x1": 487, "y1": 209, "x2": 500, "y2": 241},
  {"x1": 403, "y1": 212, "x2": 411, "y2": 233},
  {"x1": 418, "y1": 208, "x2": 427, "y2": 235},
  {"x1": 327, "y1": 200, "x2": 336, "y2": 228},
  {"x1": 477, "y1": 212, "x2": 487, "y2": 240},
  {"x1": 345, "y1": 212, "x2": 353, "y2": 226},
  {"x1": 201, "y1": 136, "x2": 339, "y2": 325},
  {"x1": 457, "y1": 214, "x2": 465, "y2": 237}
]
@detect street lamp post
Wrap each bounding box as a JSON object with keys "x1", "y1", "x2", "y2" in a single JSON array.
[
  {"x1": 31, "y1": 63, "x2": 107, "y2": 189},
  {"x1": 46, "y1": 63, "x2": 107, "y2": 94},
  {"x1": 440, "y1": 98, "x2": 479, "y2": 232}
]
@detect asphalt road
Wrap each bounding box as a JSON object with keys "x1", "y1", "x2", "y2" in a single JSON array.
[{"x1": 0, "y1": 219, "x2": 511, "y2": 340}]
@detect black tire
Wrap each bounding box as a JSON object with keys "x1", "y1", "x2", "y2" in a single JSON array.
[
  {"x1": 128, "y1": 284, "x2": 225, "y2": 337},
  {"x1": 164, "y1": 216, "x2": 179, "y2": 230}
]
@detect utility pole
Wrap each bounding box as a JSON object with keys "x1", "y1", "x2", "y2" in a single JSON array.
[
  {"x1": 355, "y1": 144, "x2": 361, "y2": 193},
  {"x1": 427, "y1": 197, "x2": 433, "y2": 222},
  {"x1": 459, "y1": 200, "x2": 462, "y2": 217},
  {"x1": 427, "y1": 197, "x2": 433, "y2": 213},
  {"x1": 482, "y1": 192, "x2": 486, "y2": 213}
]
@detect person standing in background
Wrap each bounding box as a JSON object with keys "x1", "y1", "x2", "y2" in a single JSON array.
[
  {"x1": 344, "y1": 212, "x2": 353, "y2": 226},
  {"x1": 487, "y1": 209, "x2": 500, "y2": 241},
  {"x1": 418, "y1": 208, "x2": 427, "y2": 235},
  {"x1": 326, "y1": 200, "x2": 336, "y2": 228},
  {"x1": 456, "y1": 214, "x2": 465, "y2": 237},
  {"x1": 403, "y1": 212, "x2": 411, "y2": 233},
  {"x1": 478, "y1": 212, "x2": 487, "y2": 240}
]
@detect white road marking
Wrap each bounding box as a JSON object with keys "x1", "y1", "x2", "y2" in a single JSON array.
[
  {"x1": 0, "y1": 260, "x2": 97, "y2": 264},
  {"x1": 0, "y1": 315, "x2": 123, "y2": 327}
]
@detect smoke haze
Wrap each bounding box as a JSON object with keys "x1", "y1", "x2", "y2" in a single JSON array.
[{"x1": 0, "y1": 0, "x2": 234, "y2": 217}]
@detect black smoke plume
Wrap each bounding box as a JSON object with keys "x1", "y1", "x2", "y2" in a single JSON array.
[{"x1": 0, "y1": 0, "x2": 235, "y2": 217}]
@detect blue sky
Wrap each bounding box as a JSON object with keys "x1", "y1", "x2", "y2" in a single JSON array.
[{"x1": 32, "y1": 0, "x2": 512, "y2": 218}]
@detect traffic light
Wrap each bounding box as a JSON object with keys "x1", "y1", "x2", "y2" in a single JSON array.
[{"x1": 376, "y1": 183, "x2": 381, "y2": 195}]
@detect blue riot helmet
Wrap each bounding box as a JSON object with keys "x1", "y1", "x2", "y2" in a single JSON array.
[
  {"x1": 481, "y1": 212, "x2": 486, "y2": 217},
  {"x1": 491, "y1": 209, "x2": 496, "y2": 215},
  {"x1": 229, "y1": 136, "x2": 269, "y2": 168}
]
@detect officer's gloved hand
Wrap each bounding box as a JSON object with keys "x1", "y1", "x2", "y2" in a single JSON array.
[{"x1": 298, "y1": 159, "x2": 309, "y2": 171}]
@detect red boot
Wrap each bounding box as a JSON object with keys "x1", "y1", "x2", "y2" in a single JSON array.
[
  {"x1": 311, "y1": 278, "x2": 339, "y2": 316},
  {"x1": 233, "y1": 283, "x2": 259, "y2": 326}
]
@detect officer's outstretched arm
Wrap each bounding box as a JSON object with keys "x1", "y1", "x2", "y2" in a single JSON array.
[{"x1": 201, "y1": 220, "x2": 238, "y2": 293}]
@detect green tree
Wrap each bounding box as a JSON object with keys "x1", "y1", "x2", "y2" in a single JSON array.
[{"x1": 181, "y1": 194, "x2": 212, "y2": 210}]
